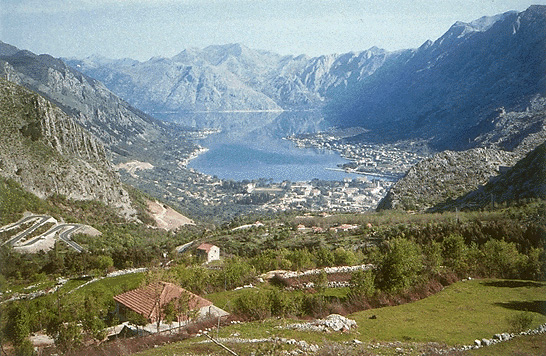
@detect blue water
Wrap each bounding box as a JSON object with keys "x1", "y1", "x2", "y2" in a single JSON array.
[
  {"x1": 188, "y1": 141, "x2": 359, "y2": 182},
  {"x1": 155, "y1": 111, "x2": 362, "y2": 182}
]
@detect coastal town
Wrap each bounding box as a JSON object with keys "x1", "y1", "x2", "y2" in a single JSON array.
[
  {"x1": 287, "y1": 130, "x2": 429, "y2": 180},
  {"x1": 117, "y1": 128, "x2": 425, "y2": 222}
]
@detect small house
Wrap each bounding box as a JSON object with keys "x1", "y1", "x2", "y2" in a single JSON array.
[
  {"x1": 196, "y1": 243, "x2": 220, "y2": 263},
  {"x1": 113, "y1": 281, "x2": 227, "y2": 327}
]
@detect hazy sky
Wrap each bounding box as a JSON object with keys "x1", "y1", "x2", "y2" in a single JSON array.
[{"x1": 2, "y1": 0, "x2": 545, "y2": 60}]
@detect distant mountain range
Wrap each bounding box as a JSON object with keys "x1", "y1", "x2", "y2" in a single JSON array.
[
  {"x1": 329, "y1": 6, "x2": 546, "y2": 149},
  {"x1": 65, "y1": 44, "x2": 391, "y2": 113},
  {"x1": 65, "y1": 6, "x2": 546, "y2": 152}
]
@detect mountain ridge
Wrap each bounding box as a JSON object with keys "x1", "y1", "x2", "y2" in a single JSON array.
[
  {"x1": 60, "y1": 7, "x2": 546, "y2": 153},
  {"x1": 0, "y1": 78, "x2": 136, "y2": 218},
  {"x1": 64, "y1": 44, "x2": 393, "y2": 113},
  {"x1": 331, "y1": 6, "x2": 546, "y2": 150}
]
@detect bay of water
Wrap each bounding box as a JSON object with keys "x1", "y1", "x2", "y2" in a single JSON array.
[{"x1": 155, "y1": 111, "x2": 362, "y2": 182}]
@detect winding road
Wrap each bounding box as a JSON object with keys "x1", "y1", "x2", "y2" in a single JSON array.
[
  {"x1": 1, "y1": 215, "x2": 54, "y2": 246},
  {"x1": 1, "y1": 215, "x2": 89, "y2": 253}
]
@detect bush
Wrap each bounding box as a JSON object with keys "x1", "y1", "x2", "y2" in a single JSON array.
[
  {"x1": 506, "y1": 312, "x2": 534, "y2": 333},
  {"x1": 233, "y1": 290, "x2": 271, "y2": 320},
  {"x1": 441, "y1": 233, "x2": 468, "y2": 274},
  {"x1": 481, "y1": 239, "x2": 526, "y2": 279},
  {"x1": 375, "y1": 238, "x2": 423, "y2": 294},
  {"x1": 218, "y1": 256, "x2": 256, "y2": 290},
  {"x1": 349, "y1": 270, "x2": 376, "y2": 299}
]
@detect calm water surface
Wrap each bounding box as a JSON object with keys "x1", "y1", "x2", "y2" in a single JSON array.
[{"x1": 155, "y1": 111, "x2": 362, "y2": 182}]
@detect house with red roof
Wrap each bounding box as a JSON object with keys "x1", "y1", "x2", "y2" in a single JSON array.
[
  {"x1": 196, "y1": 242, "x2": 220, "y2": 263},
  {"x1": 113, "y1": 281, "x2": 227, "y2": 329}
]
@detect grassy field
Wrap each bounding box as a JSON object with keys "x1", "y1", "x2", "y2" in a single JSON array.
[
  {"x1": 349, "y1": 279, "x2": 546, "y2": 345},
  {"x1": 133, "y1": 278, "x2": 546, "y2": 355}
]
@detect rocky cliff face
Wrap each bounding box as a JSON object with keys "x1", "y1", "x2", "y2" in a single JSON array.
[
  {"x1": 377, "y1": 98, "x2": 546, "y2": 212},
  {"x1": 0, "y1": 78, "x2": 136, "y2": 218},
  {"x1": 447, "y1": 141, "x2": 546, "y2": 209},
  {"x1": 64, "y1": 44, "x2": 392, "y2": 113},
  {"x1": 0, "y1": 44, "x2": 188, "y2": 160}
]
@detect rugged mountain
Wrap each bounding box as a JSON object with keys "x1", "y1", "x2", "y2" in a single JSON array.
[
  {"x1": 330, "y1": 6, "x2": 546, "y2": 150},
  {"x1": 0, "y1": 78, "x2": 135, "y2": 217},
  {"x1": 377, "y1": 97, "x2": 546, "y2": 212},
  {"x1": 376, "y1": 147, "x2": 519, "y2": 211},
  {"x1": 64, "y1": 44, "x2": 392, "y2": 113},
  {"x1": 0, "y1": 42, "x2": 196, "y2": 162},
  {"x1": 437, "y1": 141, "x2": 546, "y2": 210},
  {"x1": 63, "y1": 7, "x2": 546, "y2": 154},
  {"x1": 471, "y1": 96, "x2": 546, "y2": 155},
  {"x1": 0, "y1": 43, "x2": 205, "y2": 220}
]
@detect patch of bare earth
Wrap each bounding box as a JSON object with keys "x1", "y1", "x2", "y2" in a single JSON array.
[{"x1": 147, "y1": 200, "x2": 194, "y2": 230}]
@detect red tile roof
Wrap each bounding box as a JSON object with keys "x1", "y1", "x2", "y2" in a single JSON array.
[
  {"x1": 197, "y1": 243, "x2": 216, "y2": 253},
  {"x1": 114, "y1": 282, "x2": 212, "y2": 322}
]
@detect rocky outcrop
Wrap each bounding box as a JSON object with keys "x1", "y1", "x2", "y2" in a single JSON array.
[
  {"x1": 438, "y1": 141, "x2": 546, "y2": 210},
  {"x1": 281, "y1": 314, "x2": 357, "y2": 333},
  {"x1": 0, "y1": 78, "x2": 136, "y2": 218},
  {"x1": 0, "y1": 44, "x2": 189, "y2": 159},
  {"x1": 377, "y1": 148, "x2": 519, "y2": 211},
  {"x1": 470, "y1": 97, "x2": 546, "y2": 155}
]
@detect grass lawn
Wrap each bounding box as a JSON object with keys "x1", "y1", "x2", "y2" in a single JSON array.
[
  {"x1": 133, "y1": 278, "x2": 546, "y2": 355},
  {"x1": 350, "y1": 279, "x2": 546, "y2": 346}
]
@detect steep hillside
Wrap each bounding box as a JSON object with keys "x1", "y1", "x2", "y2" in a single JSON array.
[
  {"x1": 0, "y1": 78, "x2": 135, "y2": 218},
  {"x1": 0, "y1": 43, "x2": 198, "y2": 162},
  {"x1": 329, "y1": 6, "x2": 546, "y2": 150},
  {"x1": 64, "y1": 44, "x2": 393, "y2": 113},
  {"x1": 377, "y1": 148, "x2": 519, "y2": 211},
  {"x1": 438, "y1": 141, "x2": 546, "y2": 210},
  {"x1": 377, "y1": 99, "x2": 546, "y2": 212}
]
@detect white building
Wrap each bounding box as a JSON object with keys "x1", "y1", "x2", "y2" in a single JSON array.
[{"x1": 196, "y1": 243, "x2": 220, "y2": 263}]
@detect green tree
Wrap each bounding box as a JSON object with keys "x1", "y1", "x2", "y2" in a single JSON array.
[
  {"x1": 313, "y1": 270, "x2": 329, "y2": 293},
  {"x1": 423, "y1": 241, "x2": 443, "y2": 275},
  {"x1": 442, "y1": 233, "x2": 468, "y2": 274},
  {"x1": 375, "y1": 238, "x2": 423, "y2": 293},
  {"x1": 54, "y1": 322, "x2": 82, "y2": 353},
  {"x1": 349, "y1": 269, "x2": 376, "y2": 298},
  {"x1": 5, "y1": 304, "x2": 30, "y2": 348},
  {"x1": 220, "y1": 257, "x2": 256, "y2": 290},
  {"x1": 82, "y1": 295, "x2": 106, "y2": 341},
  {"x1": 287, "y1": 249, "x2": 314, "y2": 270},
  {"x1": 315, "y1": 248, "x2": 335, "y2": 267},
  {"x1": 481, "y1": 239, "x2": 526, "y2": 278},
  {"x1": 333, "y1": 247, "x2": 357, "y2": 266}
]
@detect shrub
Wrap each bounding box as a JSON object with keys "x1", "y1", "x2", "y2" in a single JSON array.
[
  {"x1": 333, "y1": 247, "x2": 358, "y2": 266},
  {"x1": 441, "y1": 233, "x2": 468, "y2": 274},
  {"x1": 375, "y1": 238, "x2": 423, "y2": 294},
  {"x1": 233, "y1": 290, "x2": 271, "y2": 320},
  {"x1": 506, "y1": 312, "x2": 534, "y2": 333},
  {"x1": 481, "y1": 239, "x2": 526, "y2": 279},
  {"x1": 349, "y1": 270, "x2": 376, "y2": 299}
]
